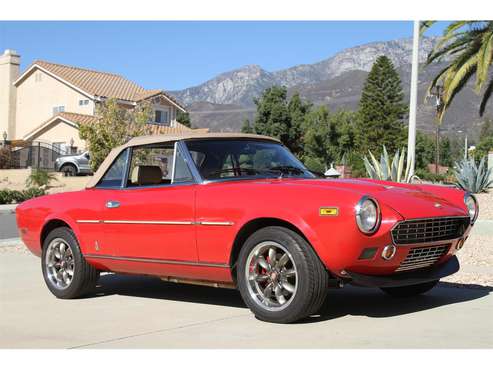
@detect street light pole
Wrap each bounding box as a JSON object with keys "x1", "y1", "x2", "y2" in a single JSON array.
[
  {"x1": 464, "y1": 134, "x2": 468, "y2": 159},
  {"x1": 407, "y1": 20, "x2": 420, "y2": 177}
]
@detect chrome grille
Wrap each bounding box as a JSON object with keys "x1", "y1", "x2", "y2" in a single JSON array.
[
  {"x1": 395, "y1": 245, "x2": 449, "y2": 272},
  {"x1": 392, "y1": 217, "x2": 469, "y2": 245}
]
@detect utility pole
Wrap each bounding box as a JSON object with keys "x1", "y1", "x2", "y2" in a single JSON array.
[
  {"x1": 464, "y1": 135, "x2": 468, "y2": 159},
  {"x1": 407, "y1": 20, "x2": 420, "y2": 177}
]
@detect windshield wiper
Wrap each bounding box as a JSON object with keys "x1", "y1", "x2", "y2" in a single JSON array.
[
  {"x1": 267, "y1": 165, "x2": 306, "y2": 177},
  {"x1": 206, "y1": 167, "x2": 264, "y2": 178}
]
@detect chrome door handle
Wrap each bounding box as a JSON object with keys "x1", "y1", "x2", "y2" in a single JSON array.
[{"x1": 105, "y1": 201, "x2": 120, "y2": 209}]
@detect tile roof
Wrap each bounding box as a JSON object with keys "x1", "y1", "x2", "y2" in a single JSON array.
[
  {"x1": 23, "y1": 111, "x2": 207, "y2": 141},
  {"x1": 18, "y1": 60, "x2": 185, "y2": 110},
  {"x1": 58, "y1": 112, "x2": 99, "y2": 125}
]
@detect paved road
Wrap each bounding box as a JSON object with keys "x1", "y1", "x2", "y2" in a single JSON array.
[
  {"x1": 0, "y1": 251, "x2": 491, "y2": 348},
  {"x1": 0, "y1": 213, "x2": 18, "y2": 240}
]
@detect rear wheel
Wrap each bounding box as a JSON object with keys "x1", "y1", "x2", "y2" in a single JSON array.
[
  {"x1": 237, "y1": 226, "x2": 329, "y2": 323},
  {"x1": 380, "y1": 280, "x2": 439, "y2": 298},
  {"x1": 41, "y1": 227, "x2": 99, "y2": 299},
  {"x1": 60, "y1": 164, "x2": 77, "y2": 176}
]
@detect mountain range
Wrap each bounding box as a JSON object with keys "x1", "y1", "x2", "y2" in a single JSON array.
[{"x1": 170, "y1": 36, "x2": 491, "y2": 138}]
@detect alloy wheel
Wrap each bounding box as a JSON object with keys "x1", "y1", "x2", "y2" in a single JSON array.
[
  {"x1": 45, "y1": 238, "x2": 75, "y2": 289},
  {"x1": 245, "y1": 241, "x2": 298, "y2": 311}
]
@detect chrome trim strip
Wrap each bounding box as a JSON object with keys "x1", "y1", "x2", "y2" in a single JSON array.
[
  {"x1": 77, "y1": 220, "x2": 235, "y2": 226},
  {"x1": 198, "y1": 221, "x2": 234, "y2": 226},
  {"x1": 103, "y1": 220, "x2": 194, "y2": 225},
  {"x1": 84, "y1": 254, "x2": 229, "y2": 268}
]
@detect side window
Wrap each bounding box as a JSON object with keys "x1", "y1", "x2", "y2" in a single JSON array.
[
  {"x1": 129, "y1": 145, "x2": 173, "y2": 186},
  {"x1": 126, "y1": 142, "x2": 194, "y2": 187},
  {"x1": 97, "y1": 149, "x2": 128, "y2": 188}
]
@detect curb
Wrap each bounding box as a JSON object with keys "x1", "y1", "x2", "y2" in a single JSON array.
[
  {"x1": 0, "y1": 237, "x2": 21, "y2": 247},
  {"x1": 0, "y1": 204, "x2": 17, "y2": 215}
]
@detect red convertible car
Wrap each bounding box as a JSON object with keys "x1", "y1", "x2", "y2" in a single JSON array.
[{"x1": 16, "y1": 133, "x2": 478, "y2": 323}]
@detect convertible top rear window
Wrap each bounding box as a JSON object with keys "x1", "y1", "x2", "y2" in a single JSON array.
[{"x1": 185, "y1": 139, "x2": 314, "y2": 181}]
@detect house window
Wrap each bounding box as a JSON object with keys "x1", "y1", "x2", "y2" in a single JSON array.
[
  {"x1": 79, "y1": 99, "x2": 89, "y2": 106},
  {"x1": 154, "y1": 109, "x2": 169, "y2": 125},
  {"x1": 53, "y1": 106, "x2": 65, "y2": 115}
]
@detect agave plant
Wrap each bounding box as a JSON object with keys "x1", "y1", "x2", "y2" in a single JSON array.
[
  {"x1": 454, "y1": 156, "x2": 493, "y2": 193},
  {"x1": 363, "y1": 146, "x2": 413, "y2": 183}
]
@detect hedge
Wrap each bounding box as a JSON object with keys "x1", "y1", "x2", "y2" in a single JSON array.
[{"x1": 0, "y1": 188, "x2": 46, "y2": 205}]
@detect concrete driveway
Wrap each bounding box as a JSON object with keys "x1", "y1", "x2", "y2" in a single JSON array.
[{"x1": 1, "y1": 250, "x2": 492, "y2": 349}]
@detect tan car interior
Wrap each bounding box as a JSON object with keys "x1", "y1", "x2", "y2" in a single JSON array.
[{"x1": 130, "y1": 165, "x2": 168, "y2": 186}]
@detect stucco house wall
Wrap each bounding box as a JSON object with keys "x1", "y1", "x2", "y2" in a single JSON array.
[
  {"x1": 31, "y1": 120, "x2": 85, "y2": 150},
  {"x1": 15, "y1": 69, "x2": 95, "y2": 140}
]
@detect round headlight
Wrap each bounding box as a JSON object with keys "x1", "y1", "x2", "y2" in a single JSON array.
[
  {"x1": 464, "y1": 193, "x2": 478, "y2": 223},
  {"x1": 355, "y1": 196, "x2": 381, "y2": 234}
]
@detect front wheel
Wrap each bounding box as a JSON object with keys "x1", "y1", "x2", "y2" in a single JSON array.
[
  {"x1": 60, "y1": 164, "x2": 77, "y2": 176},
  {"x1": 237, "y1": 226, "x2": 329, "y2": 323},
  {"x1": 380, "y1": 280, "x2": 439, "y2": 298},
  {"x1": 41, "y1": 227, "x2": 99, "y2": 299}
]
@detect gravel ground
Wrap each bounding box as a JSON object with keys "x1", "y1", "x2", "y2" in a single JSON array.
[
  {"x1": 441, "y1": 232, "x2": 493, "y2": 288},
  {"x1": 476, "y1": 191, "x2": 493, "y2": 221}
]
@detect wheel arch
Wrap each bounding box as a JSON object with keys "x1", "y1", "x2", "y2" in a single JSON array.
[
  {"x1": 229, "y1": 217, "x2": 324, "y2": 283},
  {"x1": 40, "y1": 218, "x2": 75, "y2": 248},
  {"x1": 60, "y1": 161, "x2": 79, "y2": 172}
]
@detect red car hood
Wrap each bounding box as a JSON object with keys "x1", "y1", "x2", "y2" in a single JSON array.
[{"x1": 277, "y1": 178, "x2": 467, "y2": 220}]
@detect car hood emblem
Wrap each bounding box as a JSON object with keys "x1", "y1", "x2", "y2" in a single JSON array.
[{"x1": 434, "y1": 203, "x2": 442, "y2": 208}]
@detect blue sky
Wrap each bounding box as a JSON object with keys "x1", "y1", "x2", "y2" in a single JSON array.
[{"x1": 0, "y1": 21, "x2": 448, "y2": 91}]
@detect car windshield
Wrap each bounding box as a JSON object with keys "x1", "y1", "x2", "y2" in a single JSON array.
[{"x1": 185, "y1": 139, "x2": 315, "y2": 181}]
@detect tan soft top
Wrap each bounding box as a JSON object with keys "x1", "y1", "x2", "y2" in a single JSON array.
[{"x1": 86, "y1": 132, "x2": 280, "y2": 188}]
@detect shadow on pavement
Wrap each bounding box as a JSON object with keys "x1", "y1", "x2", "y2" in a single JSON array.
[
  {"x1": 90, "y1": 273, "x2": 246, "y2": 308},
  {"x1": 303, "y1": 281, "x2": 491, "y2": 323},
  {"x1": 89, "y1": 274, "x2": 491, "y2": 324}
]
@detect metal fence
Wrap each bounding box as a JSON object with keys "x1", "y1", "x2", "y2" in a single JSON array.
[{"x1": 9, "y1": 142, "x2": 72, "y2": 170}]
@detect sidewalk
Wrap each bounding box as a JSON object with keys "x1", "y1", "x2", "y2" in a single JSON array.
[{"x1": 0, "y1": 204, "x2": 17, "y2": 215}]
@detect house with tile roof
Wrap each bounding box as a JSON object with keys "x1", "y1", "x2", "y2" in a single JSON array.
[{"x1": 0, "y1": 49, "x2": 206, "y2": 153}]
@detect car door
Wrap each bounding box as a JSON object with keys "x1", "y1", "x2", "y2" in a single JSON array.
[{"x1": 96, "y1": 142, "x2": 198, "y2": 262}]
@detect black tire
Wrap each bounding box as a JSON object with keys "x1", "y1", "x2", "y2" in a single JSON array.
[
  {"x1": 380, "y1": 280, "x2": 438, "y2": 298},
  {"x1": 60, "y1": 164, "x2": 77, "y2": 176},
  {"x1": 41, "y1": 227, "x2": 99, "y2": 299},
  {"x1": 237, "y1": 226, "x2": 329, "y2": 323}
]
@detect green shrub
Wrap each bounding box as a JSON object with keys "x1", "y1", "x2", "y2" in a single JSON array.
[
  {"x1": 454, "y1": 157, "x2": 493, "y2": 193},
  {"x1": 26, "y1": 169, "x2": 56, "y2": 188},
  {"x1": 21, "y1": 187, "x2": 46, "y2": 199},
  {"x1": 0, "y1": 189, "x2": 15, "y2": 204},
  {"x1": 414, "y1": 168, "x2": 447, "y2": 183},
  {"x1": 0, "y1": 188, "x2": 46, "y2": 204}
]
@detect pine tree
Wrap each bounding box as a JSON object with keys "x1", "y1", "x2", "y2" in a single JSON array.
[
  {"x1": 356, "y1": 55, "x2": 407, "y2": 154},
  {"x1": 288, "y1": 93, "x2": 312, "y2": 156},
  {"x1": 253, "y1": 86, "x2": 301, "y2": 154}
]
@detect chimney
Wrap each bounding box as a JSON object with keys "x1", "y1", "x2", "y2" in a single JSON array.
[{"x1": 0, "y1": 49, "x2": 20, "y2": 140}]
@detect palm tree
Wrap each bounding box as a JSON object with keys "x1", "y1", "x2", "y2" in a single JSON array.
[{"x1": 421, "y1": 21, "x2": 493, "y2": 121}]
